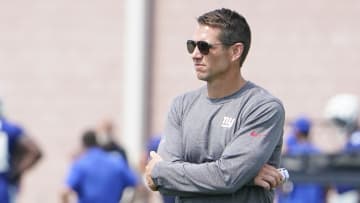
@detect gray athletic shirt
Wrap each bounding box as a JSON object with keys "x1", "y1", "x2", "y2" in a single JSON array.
[{"x1": 152, "y1": 81, "x2": 285, "y2": 203}]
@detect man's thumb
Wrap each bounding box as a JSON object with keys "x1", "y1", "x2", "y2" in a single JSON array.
[{"x1": 150, "y1": 151, "x2": 157, "y2": 158}]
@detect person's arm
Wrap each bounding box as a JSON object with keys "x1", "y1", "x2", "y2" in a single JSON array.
[
  {"x1": 146, "y1": 156, "x2": 283, "y2": 194},
  {"x1": 151, "y1": 99, "x2": 285, "y2": 195},
  {"x1": 10, "y1": 135, "x2": 42, "y2": 180},
  {"x1": 61, "y1": 161, "x2": 82, "y2": 203},
  {"x1": 121, "y1": 157, "x2": 138, "y2": 188},
  {"x1": 60, "y1": 186, "x2": 75, "y2": 203}
]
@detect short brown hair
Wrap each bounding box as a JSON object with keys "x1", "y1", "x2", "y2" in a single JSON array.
[
  {"x1": 82, "y1": 129, "x2": 98, "y2": 148},
  {"x1": 197, "y1": 8, "x2": 251, "y2": 67}
]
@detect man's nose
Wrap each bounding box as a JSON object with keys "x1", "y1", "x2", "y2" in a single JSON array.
[{"x1": 191, "y1": 46, "x2": 203, "y2": 58}]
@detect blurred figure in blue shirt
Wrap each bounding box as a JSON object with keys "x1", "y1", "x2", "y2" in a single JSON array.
[
  {"x1": 61, "y1": 129, "x2": 138, "y2": 203},
  {"x1": 324, "y1": 94, "x2": 360, "y2": 200},
  {"x1": 97, "y1": 119, "x2": 128, "y2": 164},
  {"x1": 0, "y1": 99, "x2": 42, "y2": 203},
  {"x1": 277, "y1": 116, "x2": 327, "y2": 203}
]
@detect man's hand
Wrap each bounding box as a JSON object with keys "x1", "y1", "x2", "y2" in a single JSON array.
[
  {"x1": 144, "y1": 151, "x2": 163, "y2": 191},
  {"x1": 254, "y1": 164, "x2": 284, "y2": 190}
]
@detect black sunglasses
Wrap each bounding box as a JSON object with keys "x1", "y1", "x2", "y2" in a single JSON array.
[{"x1": 186, "y1": 40, "x2": 223, "y2": 55}]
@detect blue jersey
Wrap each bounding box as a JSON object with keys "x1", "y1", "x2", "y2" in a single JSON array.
[
  {"x1": 0, "y1": 118, "x2": 24, "y2": 203},
  {"x1": 66, "y1": 147, "x2": 138, "y2": 203}
]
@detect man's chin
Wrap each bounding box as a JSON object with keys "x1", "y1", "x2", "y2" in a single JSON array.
[{"x1": 196, "y1": 74, "x2": 209, "y2": 81}]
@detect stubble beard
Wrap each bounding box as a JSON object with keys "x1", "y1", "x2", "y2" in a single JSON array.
[{"x1": 196, "y1": 71, "x2": 210, "y2": 82}]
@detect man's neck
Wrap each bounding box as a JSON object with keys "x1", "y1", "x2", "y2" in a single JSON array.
[{"x1": 207, "y1": 74, "x2": 247, "y2": 99}]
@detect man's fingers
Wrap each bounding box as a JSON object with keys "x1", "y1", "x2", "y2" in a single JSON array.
[
  {"x1": 263, "y1": 175, "x2": 277, "y2": 188},
  {"x1": 263, "y1": 164, "x2": 283, "y2": 186},
  {"x1": 268, "y1": 170, "x2": 282, "y2": 185},
  {"x1": 257, "y1": 179, "x2": 271, "y2": 190},
  {"x1": 145, "y1": 174, "x2": 157, "y2": 191},
  {"x1": 254, "y1": 174, "x2": 272, "y2": 190},
  {"x1": 144, "y1": 163, "x2": 158, "y2": 191},
  {"x1": 144, "y1": 152, "x2": 164, "y2": 192},
  {"x1": 150, "y1": 151, "x2": 157, "y2": 158},
  {"x1": 150, "y1": 151, "x2": 162, "y2": 160},
  {"x1": 256, "y1": 165, "x2": 288, "y2": 189}
]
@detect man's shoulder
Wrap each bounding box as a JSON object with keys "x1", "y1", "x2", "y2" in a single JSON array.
[
  {"x1": 175, "y1": 86, "x2": 204, "y2": 99},
  {"x1": 171, "y1": 86, "x2": 205, "y2": 107},
  {"x1": 233, "y1": 82, "x2": 285, "y2": 119},
  {"x1": 243, "y1": 81, "x2": 283, "y2": 106}
]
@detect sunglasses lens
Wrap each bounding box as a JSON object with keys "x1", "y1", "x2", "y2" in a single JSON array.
[
  {"x1": 186, "y1": 40, "x2": 196, "y2": 54},
  {"x1": 186, "y1": 40, "x2": 211, "y2": 55},
  {"x1": 197, "y1": 41, "x2": 210, "y2": 55}
]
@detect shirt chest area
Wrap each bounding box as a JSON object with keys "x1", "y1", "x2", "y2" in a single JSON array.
[{"x1": 182, "y1": 100, "x2": 241, "y2": 162}]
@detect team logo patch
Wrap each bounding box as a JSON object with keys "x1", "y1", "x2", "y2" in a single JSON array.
[{"x1": 221, "y1": 116, "x2": 235, "y2": 128}]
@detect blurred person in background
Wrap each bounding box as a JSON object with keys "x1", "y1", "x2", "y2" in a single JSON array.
[
  {"x1": 284, "y1": 116, "x2": 321, "y2": 155},
  {"x1": 324, "y1": 94, "x2": 360, "y2": 154},
  {"x1": 61, "y1": 129, "x2": 138, "y2": 203},
  {"x1": 96, "y1": 119, "x2": 141, "y2": 202},
  {"x1": 277, "y1": 116, "x2": 328, "y2": 203},
  {"x1": 324, "y1": 94, "x2": 360, "y2": 202},
  {"x1": 145, "y1": 8, "x2": 286, "y2": 202},
  {"x1": 0, "y1": 99, "x2": 42, "y2": 203},
  {"x1": 97, "y1": 119, "x2": 128, "y2": 164}
]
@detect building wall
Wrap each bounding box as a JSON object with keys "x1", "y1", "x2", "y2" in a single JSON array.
[
  {"x1": 0, "y1": 1, "x2": 125, "y2": 202},
  {"x1": 0, "y1": 0, "x2": 359, "y2": 202}
]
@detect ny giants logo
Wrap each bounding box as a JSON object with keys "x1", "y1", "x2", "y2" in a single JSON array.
[{"x1": 221, "y1": 117, "x2": 235, "y2": 128}]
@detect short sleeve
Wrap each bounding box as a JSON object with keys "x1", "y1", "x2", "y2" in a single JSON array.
[{"x1": 65, "y1": 162, "x2": 83, "y2": 192}]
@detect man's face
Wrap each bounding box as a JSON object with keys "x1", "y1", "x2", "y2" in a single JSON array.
[{"x1": 190, "y1": 24, "x2": 232, "y2": 82}]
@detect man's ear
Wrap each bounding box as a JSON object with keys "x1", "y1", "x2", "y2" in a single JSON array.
[{"x1": 231, "y1": 42, "x2": 244, "y2": 62}]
